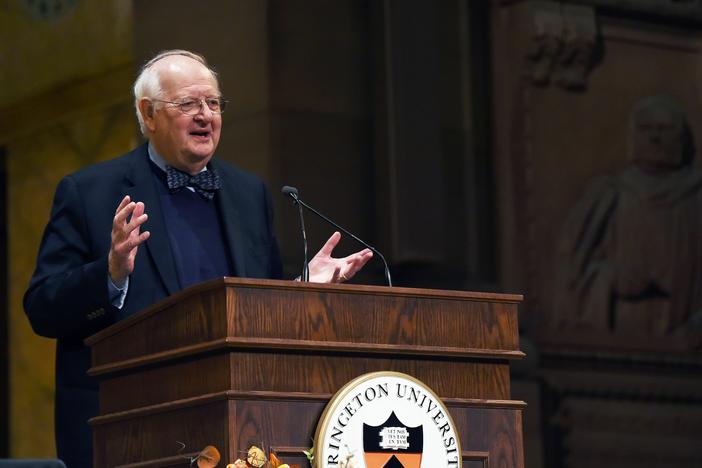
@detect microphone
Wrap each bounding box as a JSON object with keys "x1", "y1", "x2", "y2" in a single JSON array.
[
  {"x1": 281, "y1": 185, "x2": 392, "y2": 286},
  {"x1": 282, "y1": 186, "x2": 309, "y2": 281}
]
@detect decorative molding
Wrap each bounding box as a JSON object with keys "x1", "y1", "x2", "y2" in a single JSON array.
[
  {"x1": 571, "y1": 0, "x2": 702, "y2": 23},
  {"x1": 539, "y1": 342, "x2": 702, "y2": 367},
  {"x1": 504, "y1": 0, "x2": 702, "y2": 24},
  {"x1": 89, "y1": 336, "x2": 525, "y2": 377},
  {"x1": 90, "y1": 390, "x2": 332, "y2": 426},
  {"x1": 116, "y1": 452, "x2": 198, "y2": 468},
  {"x1": 463, "y1": 450, "x2": 490, "y2": 468},
  {"x1": 542, "y1": 368, "x2": 702, "y2": 401},
  {"x1": 540, "y1": 344, "x2": 702, "y2": 400}
]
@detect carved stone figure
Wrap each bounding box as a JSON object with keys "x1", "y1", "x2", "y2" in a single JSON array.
[
  {"x1": 551, "y1": 13, "x2": 596, "y2": 90},
  {"x1": 524, "y1": 2, "x2": 563, "y2": 85},
  {"x1": 554, "y1": 96, "x2": 702, "y2": 346},
  {"x1": 524, "y1": 2, "x2": 597, "y2": 90}
]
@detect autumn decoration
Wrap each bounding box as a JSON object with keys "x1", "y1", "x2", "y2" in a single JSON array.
[{"x1": 190, "y1": 444, "x2": 302, "y2": 468}]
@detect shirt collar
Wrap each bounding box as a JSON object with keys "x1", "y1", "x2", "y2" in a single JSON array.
[{"x1": 147, "y1": 142, "x2": 208, "y2": 174}]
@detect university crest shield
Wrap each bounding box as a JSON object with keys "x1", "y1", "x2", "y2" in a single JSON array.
[{"x1": 363, "y1": 412, "x2": 423, "y2": 468}]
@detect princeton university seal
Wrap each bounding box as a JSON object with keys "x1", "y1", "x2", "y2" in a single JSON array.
[{"x1": 314, "y1": 372, "x2": 462, "y2": 468}]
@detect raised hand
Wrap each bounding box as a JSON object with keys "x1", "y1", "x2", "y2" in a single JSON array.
[
  {"x1": 308, "y1": 231, "x2": 373, "y2": 283},
  {"x1": 108, "y1": 195, "x2": 150, "y2": 287}
]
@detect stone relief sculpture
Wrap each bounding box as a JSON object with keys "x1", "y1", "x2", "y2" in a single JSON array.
[
  {"x1": 554, "y1": 96, "x2": 702, "y2": 347},
  {"x1": 551, "y1": 9, "x2": 597, "y2": 90},
  {"x1": 524, "y1": 1, "x2": 563, "y2": 85},
  {"x1": 524, "y1": 2, "x2": 598, "y2": 90}
]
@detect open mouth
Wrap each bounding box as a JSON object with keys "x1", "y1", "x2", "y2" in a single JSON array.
[{"x1": 190, "y1": 130, "x2": 211, "y2": 140}]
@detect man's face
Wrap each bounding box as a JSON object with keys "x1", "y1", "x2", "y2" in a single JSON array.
[
  {"x1": 147, "y1": 57, "x2": 222, "y2": 174},
  {"x1": 632, "y1": 106, "x2": 685, "y2": 171}
]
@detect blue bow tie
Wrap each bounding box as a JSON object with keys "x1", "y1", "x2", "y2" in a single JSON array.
[{"x1": 166, "y1": 166, "x2": 221, "y2": 200}]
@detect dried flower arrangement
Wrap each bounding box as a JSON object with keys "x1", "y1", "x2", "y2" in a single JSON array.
[{"x1": 190, "y1": 444, "x2": 312, "y2": 468}]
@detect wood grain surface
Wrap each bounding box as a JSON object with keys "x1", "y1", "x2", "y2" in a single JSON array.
[{"x1": 87, "y1": 278, "x2": 524, "y2": 467}]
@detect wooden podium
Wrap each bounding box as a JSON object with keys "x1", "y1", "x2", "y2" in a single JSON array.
[{"x1": 86, "y1": 278, "x2": 525, "y2": 467}]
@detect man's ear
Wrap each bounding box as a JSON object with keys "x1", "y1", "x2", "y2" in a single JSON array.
[{"x1": 138, "y1": 98, "x2": 157, "y2": 132}]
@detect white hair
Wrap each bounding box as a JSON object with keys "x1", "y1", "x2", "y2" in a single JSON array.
[{"x1": 133, "y1": 50, "x2": 219, "y2": 136}]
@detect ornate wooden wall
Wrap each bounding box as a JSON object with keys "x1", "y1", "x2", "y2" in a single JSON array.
[{"x1": 492, "y1": 1, "x2": 702, "y2": 467}]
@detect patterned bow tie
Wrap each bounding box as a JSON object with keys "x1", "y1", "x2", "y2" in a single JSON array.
[{"x1": 166, "y1": 166, "x2": 221, "y2": 200}]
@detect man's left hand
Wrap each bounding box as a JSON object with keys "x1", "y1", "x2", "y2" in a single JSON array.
[{"x1": 308, "y1": 231, "x2": 373, "y2": 283}]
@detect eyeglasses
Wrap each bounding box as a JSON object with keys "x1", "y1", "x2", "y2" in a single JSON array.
[{"x1": 151, "y1": 97, "x2": 227, "y2": 115}]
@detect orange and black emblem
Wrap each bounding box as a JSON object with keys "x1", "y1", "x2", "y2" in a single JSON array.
[{"x1": 363, "y1": 412, "x2": 423, "y2": 468}]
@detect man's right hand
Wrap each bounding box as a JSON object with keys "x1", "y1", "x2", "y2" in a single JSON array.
[{"x1": 108, "y1": 195, "x2": 150, "y2": 287}]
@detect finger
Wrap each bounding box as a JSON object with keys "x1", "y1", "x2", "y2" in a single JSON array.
[
  {"x1": 125, "y1": 208, "x2": 148, "y2": 232},
  {"x1": 113, "y1": 201, "x2": 136, "y2": 226},
  {"x1": 116, "y1": 203, "x2": 148, "y2": 237},
  {"x1": 347, "y1": 248, "x2": 372, "y2": 259},
  {"x1": 114, "y1": 213, "x2": 145, "y2": 246},
  {"x1": 117, "y1": 229, "x2": 150, "y2": 255},
  {"x1": 341, "y1": 250, "x2": 373, "y2": 279},
  {"x1": 318, "y1": 231, "x2": 342, "y2": 257},
  {"x1": 340, "y1": 248, "x2": 373, "y2": 263},
  {"x1": 127, "y1": 231, "x2": 151, "y2": 260},
  {"x1": 356, "y1": 250, "x2": 374, "y2": 265},
  {"x1": 129, "y1": 216, "x2": 149, "y2": 235},
  {"x1": 114, "y1": 195, "x2": 131, "y2": 215},
  {"x1": 132, "y1": 230, "x2": 150, "y2": 247},
  {"x1": 124, "y1": 202, "x2": 146, "y2": 228},
  {"x1": 131, "y1": 201, "x2": 145, "y2": 218}
]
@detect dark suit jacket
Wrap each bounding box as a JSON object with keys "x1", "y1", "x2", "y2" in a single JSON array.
[{"x1": 23, "y1": 144, "x2": 282, "y2": 468}]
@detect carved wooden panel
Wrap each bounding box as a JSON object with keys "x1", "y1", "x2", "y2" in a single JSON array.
[{"x1": 540, "y1": 346, "x2": 702, "y2": 468}]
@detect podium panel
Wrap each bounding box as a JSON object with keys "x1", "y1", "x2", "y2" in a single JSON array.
[{"x1": 86, "y1": 278, "x2": 524, "y2": 467}]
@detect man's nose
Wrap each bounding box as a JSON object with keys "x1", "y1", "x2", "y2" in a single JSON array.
[{"x1": 193, "y1": 99, "x2": 214, "y2": 121}]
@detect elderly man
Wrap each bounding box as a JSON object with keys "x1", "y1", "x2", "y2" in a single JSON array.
[{"x1": 24, "y1": 50, "x2": 372, "y2": 468}]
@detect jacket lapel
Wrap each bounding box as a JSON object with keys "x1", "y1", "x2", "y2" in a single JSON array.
[
  {"x1": 125, "y1": 144, "x2": 180, "y2": 296},
  {"x1": 211, "y1": 159, "x2": 247, "y2": 277}
]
